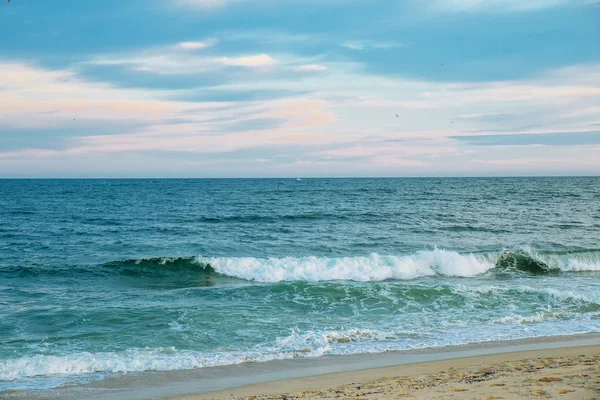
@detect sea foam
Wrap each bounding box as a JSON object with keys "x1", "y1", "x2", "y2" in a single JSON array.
[
  {"x1": 0, "y1": 328, "x2": 398, "y2": 382},
  {"x1": 194, "y1": 249, "x2": 600, "y2": 282},
  {"x1": 200, "y1": 250, "x2": 494, "y2": 282}
]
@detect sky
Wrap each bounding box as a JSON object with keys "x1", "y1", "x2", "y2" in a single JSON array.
[{"x1": 0, "y1": 0, "x2": 599, "y2": 178}]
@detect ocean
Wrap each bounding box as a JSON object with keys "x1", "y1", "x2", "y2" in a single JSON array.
[{"x1": 1, "y1": 177, "x2": 599, "y2": 393}]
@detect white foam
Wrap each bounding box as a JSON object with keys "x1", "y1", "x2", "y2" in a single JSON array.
[
  {"x1": 199, "y1": 250, "x2": 494, "y2": 282},
  {"x1": 516, "y1": 286, "x2": 600, "y2": 304},
  {"x1": 275, "y1": 328, "x2": 397, "y2": 353},
  {"x1": 495, "y1": 311, "x2": 570, "y2": 325},
  {"x1": 2, "y1": 323, "x2": 597, "y2": 384},
  {"x1": 0, "y1": 328, "x2": 397, "y2": 382},
  {"x1": 452, "y1": 284, "x2": 600, "y2": 305},
  {"x1": 0, "y1": 348, "x2": 287, "y2": 382},
  {"x1": 564, "y1": 259, "x2": 600, "y2": 271}
]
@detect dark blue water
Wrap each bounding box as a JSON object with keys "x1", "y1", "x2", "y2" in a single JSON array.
[{"x1": 1, "y1": 178, "x2": 599, "y2": 391}]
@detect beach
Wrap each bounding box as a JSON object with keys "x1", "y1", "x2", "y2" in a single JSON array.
[{"x1": 170, "y1": 344, "x2": 600, "y2": 400}]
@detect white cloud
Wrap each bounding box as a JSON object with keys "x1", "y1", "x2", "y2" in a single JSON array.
[
  {"x1": 295, "y1": 64, "x2": 328, "y2": 73},
  {"x1": 431, "y1": 0, "x2": 586, "y2": 12},
  {"x1": 176, "y1": 39, "x2": 217, "y2": 50},
  {"x1": 174, "y1": 0, "x2": 331, "y2": 10},
  {"x1": 0, "y1": 62, "x2": 341, "y2": 156},
  {"x1": 342, "y1": 42, "x2": 366, "y2": 51},
  {"x1": 0, "y1": 62, "x2": 192, "y2": 128},
  {"x1": 2, "y1": 58, "x2": 599, "y2": 176},
  {"x1": 176, "y1": 0, "x2": 232, "y2": 8},
  {"x1": 208, "y1": 60, "x2": 600, "y2": 145},
  {"x1": 342, "y1": 41, "x2": 402, "y2": 51},
  {"x1": 219, "y1": 53, "x2": 279, "y2": 68},
  {"x1": 86, "y1": 43, "x2": 280, "y2": 74}
]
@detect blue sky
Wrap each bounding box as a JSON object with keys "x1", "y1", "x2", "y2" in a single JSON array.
[{"x1": 0, "y1": 0, "x2": 599, "y2": 177}]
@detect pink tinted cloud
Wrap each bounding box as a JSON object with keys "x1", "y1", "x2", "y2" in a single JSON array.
[{"x1": 219, "y1": 54, "x2": 279, "y2": 68}]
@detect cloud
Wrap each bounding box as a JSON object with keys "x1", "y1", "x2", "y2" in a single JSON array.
[
  {"x1": 2, "y1": 57, "x2": 599, "y2": 176},
  {"x1": 342, "y1": 42, "x2": 367, "y2": 51},
  {"x1": 0, "y1": 62, "x2": 190, "y2": 128},
  {"x1": 452, "y1": 131, "x2": 600, "y2": 146},
  {"x1": 176, "y1": 0, "x2": 232, "y2": 8},
  {"x1": 176, "y1": 40, "x2": 218, "y2": 50},
  {"x1": 467, "y1": 144, "x2": 600, "y2": 170},
  {"x1": 295, "y1": 64, "x2": 328, "y2": 73},
  {"x1": 86, "y1": 42, "x2": 281, "y2": 74},
  {"x1": 174, "y1": 0, "x2": 335, "y2": 10},
  {"x1": 211, "y1": 61, "x2": 599, "y2": 126},
  {"x1": 342, "y1": 41, "x2": 402, "y2": 51},
  {"x1": 219, "y1": 53, "x2": 279, "y2": 68},
  {"x1": 431, "y1": 0, "x2": 586, "y2": 12},
  {"x1": 0, "y1": 62, "x2": 341, "y2": 158},
  {"x1": 86, "y1": 39, "x2": 217, "y2": 75}
]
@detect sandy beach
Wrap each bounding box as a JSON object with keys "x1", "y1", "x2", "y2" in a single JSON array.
[{"x1": 169, "y1": 345, "x2": 600, "y2": 400}]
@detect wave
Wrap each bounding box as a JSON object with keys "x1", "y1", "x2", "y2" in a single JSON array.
[
  {"x1": 2, "y1": 319, "x2": 598, "y2": 384},
  {"x1": 0, "y1": 328, "x2": 396, "y2": 382},
  {"x1": 103, "y1": 257, "x2": 216, "y2": 277},
  {"x1": 0, "y1": 348, "x2": 253, "y2": 382},
  {"x1": 1, "y1": 257, "x2": 213, "y2": 278},
  {"x1": 1, "y1": 283, "x2": 598, "y2": 385},
  {"x1": 2, "y1": 250, "x2": 599, "y2": 283},
  {"x1": 495, "y1": 311, "x2": 572, "y2": 325},
  {"x1": 202, "y1": 249, "x2": 600, "y2": 282},
  {"x1": 202, "y1": 250, "x2": 493, "y2": 282},
  {"x1": 494, "y1": 251, "x2": 556, "y2": 274}
]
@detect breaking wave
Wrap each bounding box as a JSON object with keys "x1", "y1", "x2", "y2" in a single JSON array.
[
  {"x1": 203, "y1": 250, "x2": 492, "y2": 282},
  {"x1": 2, "y1": 249, "x2": 599, "y2": 283},
  {"x1": 200, "y1": 249, "x2": 600, "y2": 282}
]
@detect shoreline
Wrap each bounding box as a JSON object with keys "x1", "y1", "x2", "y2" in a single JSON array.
[
  {"x1": 160, "y1": 334, "x2": 599, "y2": 400},
  {"x1": 9, "y1": 333, "x2": 597, "y2": 400},
  {"x1": 169, "y1": 343, "x2": 600, "y2": 400}
]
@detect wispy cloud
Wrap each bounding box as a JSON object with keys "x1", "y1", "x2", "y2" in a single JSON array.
[
  {"x1": 176, "y1": 39, "x2": 218, "y2": 50},
  {"x1": 2, "y1": 57, "x2": 599, "y2": 176},
  {"x1": 295, "y1": 64, "x2": 328, "y2": 73},
  {"x1": 176, "y1": 0, "x2": 232, "y2": 8},
  {"x1": 342, "y1": 41, "x2": 402, "y2": 51},
  {"x1": 86, "y1": 42, "x2": 279, "y2": 74},
  {"x1": 219, "y1": 53, "x2": 279, "y2": 68},
  {"x1": 0, "y1": 62, "x2": 339, "y2": 155},
  {"x1": 0, "y1": 62, "x2": 190, "y2": 128},
  {"x1": 431, "y1": 0, "x2": 586, "y2": 12}
]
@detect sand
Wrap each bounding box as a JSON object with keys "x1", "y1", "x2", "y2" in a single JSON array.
[{"x1": 167, "y1": 345, "x2": 600, "y2": 400}]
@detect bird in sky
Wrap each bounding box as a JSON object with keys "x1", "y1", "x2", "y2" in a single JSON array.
[{"x1": 396, "y1": 114, "x2": 399, "y2": 118}]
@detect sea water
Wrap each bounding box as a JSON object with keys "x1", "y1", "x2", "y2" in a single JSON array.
[{"x1": 1, "y1": 178, "x2": 599, "y2": 391}]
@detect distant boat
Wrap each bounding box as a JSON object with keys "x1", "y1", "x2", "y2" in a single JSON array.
[{"x1": 296, "y1": 178, "x2": 302, "y2": 181}]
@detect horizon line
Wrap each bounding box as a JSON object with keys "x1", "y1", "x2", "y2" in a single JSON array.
[{"x1": 1, "y1": 175, "x2": 599, "y2": 180}]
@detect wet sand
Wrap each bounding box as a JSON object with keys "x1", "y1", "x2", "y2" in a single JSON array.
[{"x1": 169, "y1": 345, "x2": 599, "y2": 400}]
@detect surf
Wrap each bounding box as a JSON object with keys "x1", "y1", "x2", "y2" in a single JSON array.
[{"x1": 3, "y1": 249, "x2": 600, "y2": 284}]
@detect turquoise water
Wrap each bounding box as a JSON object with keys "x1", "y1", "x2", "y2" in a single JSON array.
[{"x1": 1, "y1": 178, "x2": 599, "y2": 391}]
